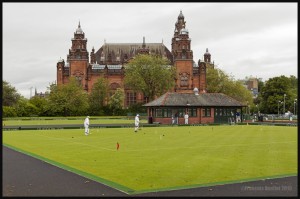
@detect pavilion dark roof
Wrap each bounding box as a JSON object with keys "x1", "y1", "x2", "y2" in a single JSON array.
[{"x1": 144, "y1": 92, "x2": 246, "y2": 107}]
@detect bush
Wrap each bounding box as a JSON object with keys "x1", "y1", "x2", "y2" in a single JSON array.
[
  {"x1": 127, "y1": 103, "x2": 147, "y2": 114},
  {"x1": 3, "y1": 106, "x2": 17, "y2": 117}
]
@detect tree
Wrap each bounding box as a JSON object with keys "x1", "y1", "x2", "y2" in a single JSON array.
[
  {"x1": 258, "y1": 79, "x2": 264, "y2": 93},
  {"x1": 3, "y1": 106, "x2": 17, "y2": 117},
  {"x1": 124, "y1": 54, "x2": 176, "y2": 101},
  {"x1": 3, "y1": 80, "x2": 21, "y2": 106},
  {"x1": 259, "y1": 75, "x2": 297, "y2": 114},
  {"x1": 29, "y1": 96, "x2": 50, "y2": 116},
  {"x1": 206, "y1": 67, "x2": 253, "y2": 105},
  {"x1": 88, "y1": 78, "x2": 109, "y2": 115},
  {"x1": 206, "y1": 67, "x2": 229, "y2": 93},
  {"x1": 48, "y1": 77, "x2": 89, "y2": 116},
  {"x1": 14, "y1": 96, "x2": 33, "y2": 117},
  {"x1": 108, "y1": 88, "x2": 125, "y2": 116}
]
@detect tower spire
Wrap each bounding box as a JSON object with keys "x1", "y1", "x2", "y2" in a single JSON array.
[
  {"x1": 178, "y1": 10, "x2": 184, "y2": 20},
  {"x1": 142, "y1": 36, "x2": 146, "y2": 48},
  {"x1": 75, "y1": 20, "x2": 83, "y2": 34}
]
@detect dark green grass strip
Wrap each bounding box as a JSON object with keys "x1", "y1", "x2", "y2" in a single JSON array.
[
  {"x1": 4, "y1": 142, "x2": 297, "y2": 195},
  {"x1": 3, "y1": 144, "x2": 135, "y2": 194}
]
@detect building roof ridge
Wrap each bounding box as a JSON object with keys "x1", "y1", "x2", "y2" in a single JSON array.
[{"x1": 162, "y1": 92, "x2": 170, "y2": 106}]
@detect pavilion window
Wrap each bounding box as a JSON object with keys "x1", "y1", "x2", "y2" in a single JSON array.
[
  {"x1": 202, "y1": 108, "x2": 211, "y2": 117},
  {"x1": 155, "y1": 108, "x2": 163, "y2": 117},
  {"x1": 187, "y1": 108, "x2": 197, "y2": 117}
]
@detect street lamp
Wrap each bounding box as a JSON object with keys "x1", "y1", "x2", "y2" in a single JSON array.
[
  {"x1": 294, "y1": 99, "x2": 297, "y2": 116},
  {"x1": 283, "y1": 94, "x2": 286, "y2": 115},
  {"x1": 278, "y1": 100, "x2": 282, "y2": 117}
]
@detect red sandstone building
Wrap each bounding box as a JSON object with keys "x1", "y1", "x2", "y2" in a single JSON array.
[
  {"x1": 56, "y1": 11, "x2": 245, "y2": 123},
  {"x1": 56, "y1": 11, "x2": 214, "y2": 107}
]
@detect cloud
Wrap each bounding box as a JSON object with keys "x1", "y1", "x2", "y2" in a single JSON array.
[{"x1": 3, "y1": 2, "x2": 297, "y2": 99}]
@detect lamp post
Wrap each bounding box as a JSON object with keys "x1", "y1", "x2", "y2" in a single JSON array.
[
  {"x1": 283, "y1": 94, "x2": 286, "y2": 115},
  {"x1": 278, "y1": 100, "x2": 282, "y2": 117},
  {"x1": 294, "y1": 99, "x2": 297, "y2": 116}
]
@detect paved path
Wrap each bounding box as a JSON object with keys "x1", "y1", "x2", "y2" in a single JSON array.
[{"x1": 3, "y1": 146, "x2": 297, "y2": 197}]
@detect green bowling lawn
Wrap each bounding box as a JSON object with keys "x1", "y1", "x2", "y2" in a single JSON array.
[{"x1": 3, "y1": 125, "x2": 297, "y2": 194}]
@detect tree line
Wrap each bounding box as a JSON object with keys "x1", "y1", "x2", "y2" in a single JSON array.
[{"x1": 3, "y1": 77, "x2": 132, "y2": 117}]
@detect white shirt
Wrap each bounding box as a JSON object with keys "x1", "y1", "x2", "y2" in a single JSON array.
[
  {"x1": 84, "y1": 117, "x2": 89, "y2": 127},
  {"x1": 135, "y1": 116, "x2": 139, "y2": 126},
  {"x1": 184, "y1": 114, "x2": 189, "y2": 119}
]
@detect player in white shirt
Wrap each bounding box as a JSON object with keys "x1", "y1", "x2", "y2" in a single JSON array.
[{"x1": 84, "y1": 116, "x2": 90, "y2": 135}]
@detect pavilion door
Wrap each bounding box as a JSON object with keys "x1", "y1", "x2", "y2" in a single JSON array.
[{"x1": 214, "y1": 107, "x2": 235, "y2": 124}]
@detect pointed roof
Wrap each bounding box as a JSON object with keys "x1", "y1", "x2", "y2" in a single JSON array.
[
  {"x1": 204, "y1": 48, "x2": 211, "y2": 55},
  {"x1": 76, "y1": 21, "x2": 83, "y2": 34},
  {"x1": 178, "y1": 10, "x2": 184, "y2": 19},
  {"x1": 144, "y1": 92, "x2": 245, "y2": 107}
]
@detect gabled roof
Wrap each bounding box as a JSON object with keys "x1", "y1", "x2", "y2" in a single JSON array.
[
  {"x1": 95, "y1": 43, "x2": 173, "y2": 64},
  {"x1": 144, "y1": 92, "x2": 245, "y2": 107}
]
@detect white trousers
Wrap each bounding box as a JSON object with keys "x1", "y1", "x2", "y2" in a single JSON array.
[{"x1": 85, "y1": 126, "x2": 89, "y2": 135}]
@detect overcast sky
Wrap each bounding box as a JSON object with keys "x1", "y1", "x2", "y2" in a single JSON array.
[{"x1": 3, "y1": 2, "x2": 298, "y2": 99}]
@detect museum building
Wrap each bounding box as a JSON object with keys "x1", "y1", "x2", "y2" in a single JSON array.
[{"x1": 56, "y1": 11, "x2": 245, "y2": 124}]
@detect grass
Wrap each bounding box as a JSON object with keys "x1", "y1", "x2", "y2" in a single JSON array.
[{"x1": 3, "y1": 125, "x2": 297, "y2": 194}]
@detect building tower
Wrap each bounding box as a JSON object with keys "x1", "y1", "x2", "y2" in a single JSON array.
[
  {"x1": 171, "y1": 11, "x2": 194, "y2": 93},
  {"x1": 56, "y1": 57, "x2": 65, "y2": 85},
  {"x1": 198, "y1": 58, "x2": 207, "y2": 93},
  {"x1": 204, "y1": 48, "x2": 211, "y2": 63},
  {"x1": 66, "y1": 21, "x2": 89, "y2": 91}
]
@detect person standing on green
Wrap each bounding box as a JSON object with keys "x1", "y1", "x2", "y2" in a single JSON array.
[
  {"x1": 134, "y1": 114, "x2": 140, "y2": 132},
  {"x1": 84, "y1": 116, "x2": 90, "y2": 135},
  {"x1": 184, "y1": 112, "x2": 189, "y2": 124}
]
